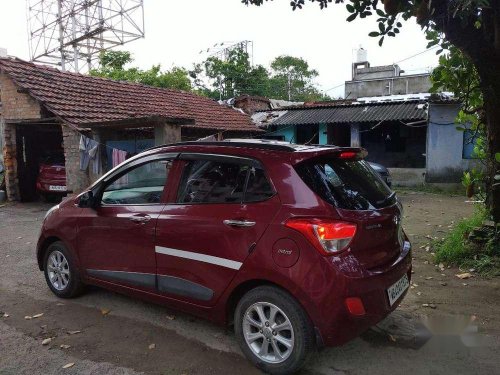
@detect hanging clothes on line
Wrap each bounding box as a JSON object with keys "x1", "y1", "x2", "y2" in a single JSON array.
[
  {"x1": 111, "y1": 148, "x2": 129, "y2": 186},
  {"x1": 79, "y1": 135, "x2": 100, "y2": 174},
  {"x1": 112, "y1": 148, "x2": 128, "y2": 168}
]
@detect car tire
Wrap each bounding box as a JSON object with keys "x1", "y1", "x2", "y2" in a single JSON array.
[
  {"x1": 234, "y1": 285, "x2": 315, "y2": 374},
  {"x1": 43, "y1": 241, "x2": 85, "y2": 298}
]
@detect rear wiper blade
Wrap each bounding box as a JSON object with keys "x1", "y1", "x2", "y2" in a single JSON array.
[{"x1": 376, "y1": 191, "x2": 396, "y2": 206}]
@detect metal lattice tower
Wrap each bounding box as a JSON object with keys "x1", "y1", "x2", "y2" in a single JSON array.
[
  {"x1": 201, "y1": 40, "x2": 254, "y2": 66},
  {"x1": 27, "y1": 0, "x2": 145, "y2": 72}
]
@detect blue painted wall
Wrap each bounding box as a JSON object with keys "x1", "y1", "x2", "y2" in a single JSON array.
[
  {"x1": 426, "y1": 103, "x2": 480, "y2": 182},
  {"x1": 265, "y1": 124, "x2": 328, "y2": 145},
  {"x1": 319, "y1": 123, "x2": 327, "y2": 145},
  {"x1": 268, "y1": 126, "x2": 296, "y2": 142}
]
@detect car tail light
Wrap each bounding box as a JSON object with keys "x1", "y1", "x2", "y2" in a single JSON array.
[
  {"x1": 338, "y1": 150, "x2": 368, "y2": 159},
  {"x1": 339, "y1": 151, "x2": 357, "y2": 159},
  {"x1": 285, "y1": 218, "x2": 357, "y2": 255}
]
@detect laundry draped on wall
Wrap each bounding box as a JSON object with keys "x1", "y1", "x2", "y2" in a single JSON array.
[{"x1": 79, "y1": 135, "x2": 101, "y2": 174}]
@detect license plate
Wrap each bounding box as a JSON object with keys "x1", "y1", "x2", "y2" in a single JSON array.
[
  {"x1": 49, "y1": 185, "x2": 66, "y2": 192},
  {"x1": 387, "y1": 274, "x2": 409, "y2": 306}
]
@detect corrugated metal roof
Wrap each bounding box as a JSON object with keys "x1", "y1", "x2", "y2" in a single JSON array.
[{"x1": 270, "y1": 101, "x2": 427, "y2": 126}]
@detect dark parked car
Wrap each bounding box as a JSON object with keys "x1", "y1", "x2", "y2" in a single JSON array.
[
  {"x1": 37, "y1": 140, "x2": 411, "y2": 374},
  {"x1": 368, "y1": 161, "x2": 392, "y2": 187},
  {"x1": 36, "y1": 154, "x2": 67, "y2": 200}
]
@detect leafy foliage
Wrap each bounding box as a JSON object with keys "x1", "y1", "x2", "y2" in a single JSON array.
[
  {"x1": 191, "y1": 46, "x2": 329, "y2": 101},
  {"x1": 90, "y1": 51, "x2": 192, "y2": 91},
  {"x1": 269, "y1": 56, "x2": 323, "y2": 101},
  {"x1": 191, "y1": 46, "x2": 270, "y2": 99}
]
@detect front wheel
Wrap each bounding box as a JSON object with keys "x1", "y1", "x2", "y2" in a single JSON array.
[
  {"x1": 234, "y1": 286, "x2": 314, "y2": 374},
  {"x1": 43, "y1": 241, "x2": 85, "y2": 298}
]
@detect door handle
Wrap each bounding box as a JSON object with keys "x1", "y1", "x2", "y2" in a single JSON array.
[
  {"x1": 129, "y1": 214, "x2": 151, "y2": 223},
  {"x1": 223, "y1": 219, "x2": 256, "y2": 227}
]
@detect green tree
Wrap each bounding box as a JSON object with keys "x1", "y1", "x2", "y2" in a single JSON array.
[
  {"x1": 90, "y1": 51, "x2": 192, "y2": 91},
  {"x1": 193, "y1": 47, "x2": 329, "y2": 101},
  {"x1": 269, "y1": 55, "x2": 325, "y2": 101},
  {"x1": 192, "y1": 46, "x2": 272, "y2": 99},
  {"x1": 244, "y1": 0, "x2": 500, "y2": 222}
]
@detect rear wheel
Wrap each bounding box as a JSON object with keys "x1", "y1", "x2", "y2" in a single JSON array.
[
  {"x1": 43, "y1": 241, "x2": 85, "y2": 298},
  {"x1": 234, "y1": 286, "x2": 314, "y2": 374}
]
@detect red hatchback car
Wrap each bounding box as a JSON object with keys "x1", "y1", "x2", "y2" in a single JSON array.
[
  {"x1": 37, "y1": 139, "x2": 411, "y2": 374},
  {"x1": 36, "y1": 154, "x2": 67, "y2": 200}
]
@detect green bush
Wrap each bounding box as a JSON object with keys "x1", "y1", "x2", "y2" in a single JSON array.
[
  {"x1": 435, "y1": 206, "x2": 500, "y2": 276},
  {"x1": 434, "y1": 206, "x2": 487, "y2": 264}
]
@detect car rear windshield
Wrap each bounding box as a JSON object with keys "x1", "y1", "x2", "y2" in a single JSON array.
[{"x1": 295, "y1": 157, "x2": 395, "y2": 210}]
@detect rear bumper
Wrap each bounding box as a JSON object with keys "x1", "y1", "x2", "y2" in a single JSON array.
[{"x1": 314, "y1": 244, "x2": 412, "y2": 346}]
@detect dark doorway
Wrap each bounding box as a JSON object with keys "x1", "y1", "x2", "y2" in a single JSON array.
[
  {"x1": 361, "y1": 121, "x2": 426, "y2": 168},
  {"x1": 328, "y1": 124, "x2": 351, "y2": 146},
  {"x1": 16, "y1": 124, "x2": 64, "y2": 202},
  {"x1": 296, "y1": 124, "x2": 319, "y2": 144}
]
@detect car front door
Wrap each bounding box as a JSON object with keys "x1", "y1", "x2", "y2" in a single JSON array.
[
  {"x1": 77, "y1": 154, "x2": 176, "y2": 291},
  {"x1": 155, "y1": 154, "x2": 280, "y2": 306}
]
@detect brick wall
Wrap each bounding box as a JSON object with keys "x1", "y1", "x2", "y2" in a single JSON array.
[
  {"x1": 0, "y1": 73, "x2": 42, "y2": 201},
  {"x1": 0, "y1": 73, "x2": 41, "y2": 120},
  {"x1": 62, "y1": 125, "x2": 89, "y2": 195},
  {"x1": 2, "y1": 123, "x2": 19, "y2": 200}
]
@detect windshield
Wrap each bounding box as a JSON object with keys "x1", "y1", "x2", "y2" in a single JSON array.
[{"x1": 295, "y1": 157, "x2": 395, "y2": 210}]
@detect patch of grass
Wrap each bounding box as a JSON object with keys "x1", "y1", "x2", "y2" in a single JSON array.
[
  {"x1": 434, "y1": 205, "x2": 500, "y2": 277},
  {"x1": 461, "y1": 256, "x2": 500, "y2": 278},
  {"x1": 395, "y1": 184, "x2": 463, "y2": 196}
]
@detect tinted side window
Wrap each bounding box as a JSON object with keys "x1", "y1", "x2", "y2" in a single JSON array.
[
  {"x1": 244, "y1": 167, "x2": 274, "y2": 202},
  {"x1": 177, "y1": 160, "x2": 248, "y2": 203},
  {"x1": 101, "y1": 160, "x2": 171, "y2": 205},
  {"x1": 296, "y1": 158, "x2": 394, "y2": 210}
]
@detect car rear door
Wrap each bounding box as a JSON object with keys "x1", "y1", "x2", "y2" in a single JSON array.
[{"x1": 155, "y1": 154, "x2": 280, "y2": 306}]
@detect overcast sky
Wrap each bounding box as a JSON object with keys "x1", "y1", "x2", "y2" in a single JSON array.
[{"x1": 0, "y1": 0, "x2": 438, "y2": 98}]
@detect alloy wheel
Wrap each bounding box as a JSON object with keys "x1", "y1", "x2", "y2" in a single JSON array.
[
  {"x1": 242, "y1": 302, "x2": 295, "y2": 364},
  {"x1": 47, "y1": 250, "x2": 70, "y2": 291}
]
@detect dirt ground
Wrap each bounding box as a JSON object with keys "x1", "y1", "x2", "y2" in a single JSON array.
[{"x1": 1, "y1": 191, "x2": 499, "y2": 375}]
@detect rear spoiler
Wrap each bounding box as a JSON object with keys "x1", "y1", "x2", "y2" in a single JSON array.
[{"x1": 291, "y1": 147, "x2": 368, "y2": 165}]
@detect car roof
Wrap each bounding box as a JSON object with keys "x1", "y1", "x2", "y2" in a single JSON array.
[{"x1": 149, "y1": 138, "x2": 353, "y2": 153}]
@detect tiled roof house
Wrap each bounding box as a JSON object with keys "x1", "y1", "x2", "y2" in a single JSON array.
[{"x1": 0, "y1": 57, "x2": 259, "y2": 201}]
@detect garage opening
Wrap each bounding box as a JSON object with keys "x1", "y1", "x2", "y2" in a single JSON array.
[{"x1": 15, "y1": 123, "x2": 65, "y2": 202}]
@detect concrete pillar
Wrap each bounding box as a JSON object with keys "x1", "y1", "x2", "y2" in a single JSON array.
[
  {"x1": 2, "y1": 123, "x2": 20, "y2": 201},
  {"x1": 350, "y1": 123, "x2": 361, "y2": 147},
  {"x1": 62, "y1": 125, "x2": 89, "y2": 195},
  {"x1": 154, "y1": 123, "x2": 181, "y2": 146}
]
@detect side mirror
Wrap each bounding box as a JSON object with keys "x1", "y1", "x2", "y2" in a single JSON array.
[{"x1": 78, "y1": 190, "x2": 97, "y2": 208}]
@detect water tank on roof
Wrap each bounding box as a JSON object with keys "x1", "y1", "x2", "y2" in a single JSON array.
[{"x1": 355, "y1": 48, "x2": 368, "y2": 63}]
